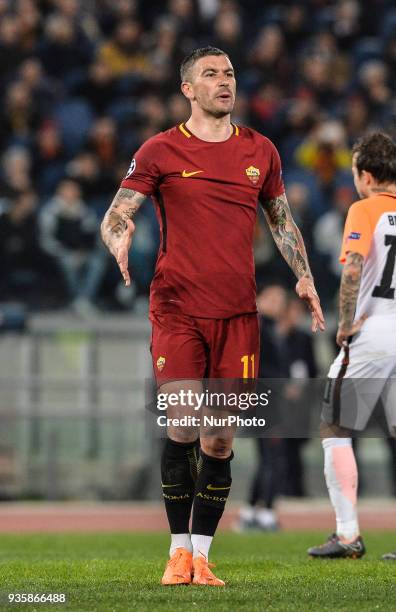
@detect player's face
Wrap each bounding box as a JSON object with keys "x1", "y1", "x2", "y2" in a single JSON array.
[{"x1": 185, "y1": 55, "x2": 236, "y2": 118}]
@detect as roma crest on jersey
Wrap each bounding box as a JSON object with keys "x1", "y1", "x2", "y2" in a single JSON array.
[
  {"x1": 157, "y1": 356, "x2": 166, "y2": 371},
  {"x1": 245, "y1": 165, "x2": 260, "y2": 185}
]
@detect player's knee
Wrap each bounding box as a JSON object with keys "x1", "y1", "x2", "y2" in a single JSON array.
[
  {"x1": 200, "y1": 437, "x2": 232, "y2": 459},
  {"x1": 320, "y1": 420, "x2": 351, "y2": 439},
  {"x1": 167, "y1": 426, "x2": 198, "y2": 444}
]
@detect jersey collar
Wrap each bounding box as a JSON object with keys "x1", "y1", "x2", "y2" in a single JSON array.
[
  {"x1": 178, "y1": 122, "x2": 239, "y2": 140},
  {"x1": 375, "y1": 191, "x2": 396, "y2": 199}
]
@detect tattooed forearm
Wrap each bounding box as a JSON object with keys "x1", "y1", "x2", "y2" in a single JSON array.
[
  {"x1": 339, "y1": 252, "x2": 364, "y2": 330},
  {"x1": 101, "y1": 188, "x2": 145, "y2": 244},
  {"x1": 261, "y1": 193, "x2": 312, "y2": 279},
  {"x1": 107, "y1": 188, "x2": 145, "y2": 232}
]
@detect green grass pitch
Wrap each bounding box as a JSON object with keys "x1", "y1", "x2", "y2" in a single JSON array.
[{"x1": 0, "y1": 532, "x2": 395, "y2": 611}]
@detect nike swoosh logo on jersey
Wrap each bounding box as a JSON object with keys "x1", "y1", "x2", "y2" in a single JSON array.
[
  {"x1": 206, "y1": 484, "x2": 231, "y2": 491},
  {"x1": 181, "y1": 170, "x2": 203, "y2": 177},
  {"x1": 161, "y1": 483, "x2": 183, "y2": 488}
]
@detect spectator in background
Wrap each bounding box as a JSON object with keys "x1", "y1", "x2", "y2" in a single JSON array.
[
  {"x1": 249, "y1": 25, "x2": 290, "y2": 88},
  {"x1": 0, "y1": 14, "x2": 25, "y2": 87},
  {"x1": 231, "y1": 90, "x2": 249, "y2": 126},
  {"x1": 72, "y1": 58, "x2": 116, "y2": 116},
  {"x1": 166, "y1": 0, "x2": 202, "y2": 42},
  {"x1": 0, "y1": 80, "x2": 41, "y2": 146},
  {"x1": 333, "y1": 0, "x2": 361, "y2": 51},
  {"x1": 17, "y1": 0, "x2": 42, "y2": 55},
  {"x1": 97, "y1": 0, "x2": 140, "y2": 35},
  {"x1": 384, "y1": 34, "x2": 396, "y2": 83},
  {"x1": 295, "y1": 120, "x2": 351, "y2": 208},
  {"x1": 212, "y1": 8, "x2": 244, "y2": 72},
  {"x1": 278, "y1": 97, "x2": 319, "y2": 169},
  {"x1": 358, "y1": 60, "x2": 392, "y2": 123},
  {"x1": 66, "y1": 151, "x2": 116, "y2": 214},
  {"x1": 167, "y1": 92, "x2": 190, "y2": 126},
  {"x1": 84, "y1": 118, "x2": 122, "y2": 206},
  {"x1": 39, "y1": 179, "x2": 107, "y2": 316},
  {"x1": 52, "y1": 0, "x2": 101, "y2": 51},
  {"x1": 137, "y1": 94, "x2": 168, "y2": 132},
  {"x1": 18, "y1": 58, "x2": 57, "y2": 116},
  {"x1": 32, "y1": 121, "x2": 66, "y2": 197},
  {"x1": 314, "y1": 183, "x2": 354, "y2": 283},
  {"x1": 310, "y1": 31, "x2": 351, "y2": 98},
  {"x1": 237, "y1": 285, "x2": 289, "y2": 532},
  {"x1": 276, "y1": 295, "x2": 318, "y2": 497},
  {"x1": 250, "y1": 82, "x2": 284, "y2": 140},
  {"x1": 86, "y1": 117, "x2": 119, "y2": 174},
  {"x1": 0, "y1": 146, "x2": 32, "y2": 201},
  {"x1": 285, "y1": 181, "x2": 315, "y2": 254},
  {"x1": 148, "y1": 18, "x2": 185, "y2": 93},
  {"x1": 238, "y1": 284, "x2": 319, "y2": 530},
  {"x1": 282, "y1": 3, "x2": 308, "y2": 55},
  {"x1": 297, "y1": 51, "x2": 334, "y2": 110},
  {"x1": 0, "y1": 190, "x2": 59, "y2": 306},
  {"x1": 343, "y1": 95, "x2": 370, "y2": 147},
  {"x1": 0, "y1": 0, "x2": 9, "y2": 22},
  {"x1": 53, "y1": 0, "x2": 81, "y2": 19},
  {"x1": 37, "y1": 13, "x2": 93, "y2": 81},
  {"x1": 98, "y1": 19, "x2": 151, "y2": 79}
]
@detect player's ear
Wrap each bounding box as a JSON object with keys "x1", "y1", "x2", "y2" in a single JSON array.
[
  {"x1": 362, "y1": 169, "x2": 373, "y2": 186},
  {"x1": 181, "y1": 81, "x2": 194, "y2": 101}
]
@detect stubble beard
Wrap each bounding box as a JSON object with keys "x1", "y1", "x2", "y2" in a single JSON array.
[{"x1": 202, "y1": 98, "x2": 235, "y2": 119}]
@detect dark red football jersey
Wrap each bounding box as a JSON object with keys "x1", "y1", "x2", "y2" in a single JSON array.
[{"x1": 120, "y1": 123, "x2": 284, "y2": 318}]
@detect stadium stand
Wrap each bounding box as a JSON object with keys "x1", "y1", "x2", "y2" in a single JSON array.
[{"x1": 0, "y1": 0, "x2": 395, "y2": 313}]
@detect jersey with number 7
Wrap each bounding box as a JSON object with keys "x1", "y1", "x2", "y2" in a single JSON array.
[{"x1": 340, "y1": 192, "x2": 396, "y2": 320}]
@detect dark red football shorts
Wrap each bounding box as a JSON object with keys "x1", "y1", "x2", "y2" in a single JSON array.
[{"x1": 150, "y1": 311, "x2": 259, "y2": 386}]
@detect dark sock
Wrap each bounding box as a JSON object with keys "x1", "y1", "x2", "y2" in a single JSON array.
[
  {"x1": 191, "y1": 450, "x2": 233, "y2": 536},
  {"x1": 161, "y1": 438, "x2": 199, "y2": 533}
]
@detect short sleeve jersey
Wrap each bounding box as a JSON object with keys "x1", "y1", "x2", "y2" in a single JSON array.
[
  {"x1": 121, "y1": 123, "x2": 284, "y2": 319},
  {"x1": 340, "y1": 193, "x2": 396, "y2": 320}
]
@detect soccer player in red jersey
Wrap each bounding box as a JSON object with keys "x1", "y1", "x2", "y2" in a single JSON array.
[{"x1": 101, "y1": 47, "x2": 325, "y2": 586}]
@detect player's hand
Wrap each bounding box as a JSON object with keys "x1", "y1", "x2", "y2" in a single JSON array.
[
  {"x1": 336, "y1": 314, "x2": 367, "y2": 347},
  {"x1": 295, "y1": 275, "x2": 325, "y2": 332},
  {"x1": 106, "y1": 218, "x2": 135, "y2": 286}
]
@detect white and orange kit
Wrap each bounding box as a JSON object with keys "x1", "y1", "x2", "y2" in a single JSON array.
[{"x1": 322, "y1": 192, "x2": 396, "y2": 431}]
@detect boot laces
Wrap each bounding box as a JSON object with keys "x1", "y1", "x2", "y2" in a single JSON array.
[{"x1": 167, "y1": 549, "x2": 184, "y2": 569}]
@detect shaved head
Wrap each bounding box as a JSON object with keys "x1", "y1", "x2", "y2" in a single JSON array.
[{"x1": 180, "y1": 46, "x2": 228, "y2": 82}]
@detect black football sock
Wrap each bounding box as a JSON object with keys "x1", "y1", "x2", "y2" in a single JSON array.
[
  {"x1": 161, "y1": 437, "x2": 200, "y2": 534},
  {"x1": 191, "y1": 450, "x2": 233, "y2": 536}
]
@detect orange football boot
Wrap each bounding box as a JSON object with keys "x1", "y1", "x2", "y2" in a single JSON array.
[
  {"x1": 161, "y1": 547, "x2": 193, "y2": 585},
  {"x1": 192, "y1": 555, "x2": 225, "y2": 586}
]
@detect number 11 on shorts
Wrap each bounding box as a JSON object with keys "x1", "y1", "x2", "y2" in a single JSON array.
[{"x1": 241, "y1": 354, "x2": 255, "y2": 379}]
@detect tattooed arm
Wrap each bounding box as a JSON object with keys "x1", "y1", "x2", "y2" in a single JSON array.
[
  {"x1": 261, "y1": 192, "x2": 312, "y2": 280},
  {"x1": 336, "y1": 251, "x2": 366, "y2": 346},
  {"x1": 101, "y1": 188, "x2": 146, "y2": 286},
  {"x1": 261, "y1": 192, "x2": 325, "y2": 331},
  {"x1": 101, "y1": 187, "x2": 145, "y2": 244}
]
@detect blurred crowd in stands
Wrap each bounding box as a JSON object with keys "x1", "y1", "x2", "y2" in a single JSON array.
[{"x1": 1, "y1": 0, "x2": 396, "y2": 315}]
